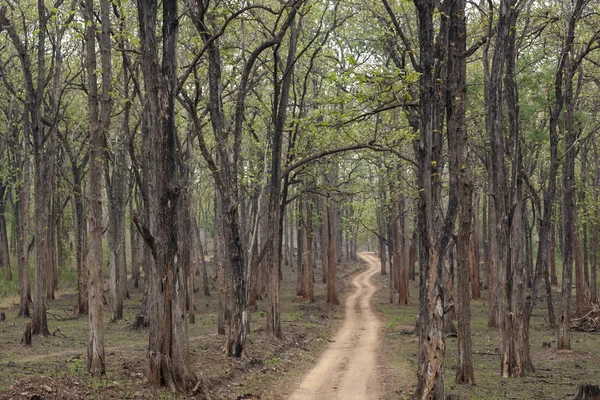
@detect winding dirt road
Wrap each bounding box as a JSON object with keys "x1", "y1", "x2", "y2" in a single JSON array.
[{"x1": 289, "y1": 252, "x2": 382, "y2": 400}]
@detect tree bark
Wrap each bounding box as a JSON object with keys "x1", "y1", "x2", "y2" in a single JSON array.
[
  {"x1": 301, "y1": 199, "x2": 314, "y2": 302},
  {"x1": 16, "y1": 139, "x2": 31, "y2": 318},
  {"x1": 84, "y1": 0, "x2": 113, "y2": 375},
  {"x1": 0, "y1": 185, "x2": 12, "y2": 281},
  {"x1": 557, "y1": 0, "x2": 590, "y2": 349},
  {"x1": 413, "y1": 0, "x2": 446, "y2": 397},
  {"x1": 136, "y1": 0, "x2": 197, "y2": 389},
  {"x1": 320, "y1": 197, "x2": 329, "y2": 284},
  {"x1": 265, "y1": 17, "x2": 298, "y2": 339},
  {"x1": 551, "y1": 225, "x2": 558, "y2": 286},
  {"x1": 326, "y1": 199, "x2": 340, "y2": 305},
  {"x1": 131, "y1": 207, "x2": 140, "y2": 289},
  {"x1": 469, "y1": 194, "x2": 481, "y2": 299},
  {"x1": 448, "y1": 0, "x2": 473, "y2": 383},
  {"x1": 574, "y1": 205, "x2": 587, "y2": 315},
  {"x1": 106, "y1": 110, "x2": 129, "y2": 323},
  {"x1": 559, "y1": 58, "x2": 576, "y2": 350}
]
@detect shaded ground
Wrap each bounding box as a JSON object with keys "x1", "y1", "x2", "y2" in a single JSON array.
[
  {"x1": 0, "y1": 257, "x2": 364, "y2": 399},
  {"x1": 289, "y1": 252, "x2": 382, "y2": 400}
]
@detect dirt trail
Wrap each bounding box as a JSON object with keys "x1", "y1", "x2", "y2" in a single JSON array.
[{"x1": 289, "y1": 252, "x2": 382, "y2": 400}]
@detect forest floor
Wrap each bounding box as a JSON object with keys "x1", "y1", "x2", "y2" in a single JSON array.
[
  {"x1": 2, "y1": 253, "x2": 599, "y2": 399},
  {"x1": 0, "y1": 255, "x2": 367, "y2": 399}
]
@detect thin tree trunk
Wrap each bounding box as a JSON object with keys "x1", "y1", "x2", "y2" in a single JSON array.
[
  {"x1": 326, "y1": 197, "x2": 339, "y2": 305},
  {"x1": 592, "y1": 226, "x2": 598, "y2": 305},
  {"x1": 469, "y1": 195, "x2": 481, "y2": 299},
  {"x1": 106, "y1": 126, "x2": 129, "y2": 323},
  {"x1": 482, "y1": 194, "x2": 490, "y2": 290},
  {"x1": 84, "y1": 0, "x2": 113, "y2": 375},
  {"x1": 551, "y1": 224, "x2": 558, "y2": 286},
  {"x1": 487, "y1": 187, "x2": 499, "y2": 328},
  {"x1": 574, "y1": 205, "x2": 587, "y2": 315},
  {"x1": 448, "y1": 0, "x2": 473, "y2": 382},
  {"x1": 559, "y1": 55, "x2": 576, "y2": 351},
  {"x1": 301, "y1": 199, "x2": 314, "y2": 302},
  {"x1": 131, "y1": 207, "x2": 140, "y2": 289},
  {"x1": 195, "y1": 218, "x2": 210, "y2": 297},
  {"x1": 0, "y1": 188, "x2": 12, "y2": 281},
  {"x1": 16, "y1": 142, "x2": 31, "y2": 318},
  {"x1": 73, "y1": 173, "x2": 88, "y2": 315},
  {"x1": 320, "y1": 197, "x2": 329, "y2": 284},
  {"x1": 399, "y1": 194, "x2": 410, "y2": 305}
]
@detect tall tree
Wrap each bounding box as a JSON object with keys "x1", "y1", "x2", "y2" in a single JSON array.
[
  {"x1": 413, "y1": 0, "x2": 446, "y2": 396},
  {"x1": 448, "y1": 0, "x2": 474, "y2": 384},
  {"x1": 136, "y1": 0, "x2": 196, "y2": 389},
  {"x1": 557, "y1": 0, "x2": 594, "y2": 351},
  {"x1": 83, "y1": 0, "x2": 112, "y2": 376}
]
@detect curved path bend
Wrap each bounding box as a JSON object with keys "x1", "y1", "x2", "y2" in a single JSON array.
[{"x1": 289, "y1": 252, "x2": 382, "y2": 400}]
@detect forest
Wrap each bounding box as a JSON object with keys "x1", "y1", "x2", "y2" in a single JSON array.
[{"x1": 1, "y1": 0, "x2": 600, "y2": 399}]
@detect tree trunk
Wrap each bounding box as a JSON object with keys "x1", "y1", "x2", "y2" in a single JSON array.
[
  {"x1": 106, "y1": 129, "x2": 129, "y2": 323},
  {"x1": 215, "y1": 193, "x2": 226, "y2": 335},
  {"x1": 136, "y1": 0, "x2": 196, "y2": 388},
  {"x1": 592, "y1": 226, "x2": 598, "y2": 305},
  {"x1": 0, "y1": 187, "x2": 12, "y2": 281},
  {"x1": 16, "y1": 140, "x2": 31, "y2": 318},
  {"x1": 84, "y1": 0, "x2": 113, "y2": 375},
  {"x1": 326, "y1": 197, "x2": 340, "y2": 305},
  {"x1": 448, "y1": 0, "x2": 473, "y2": 383},
  {"x1": 399, "y1": 194, "x2": 410, "y2": 305},
  {"x1": 570, "y1": 384, "x2": 600, "y2": 400},
  {"x1": 574, "y1": 205, "x2": 587, "y2": 315},
  {"x1": 559, "y1": 57, "x2": 576, "y2": 351},
  {"x1": 409, "y1": 228, "x2": 417, "y2": 281},
  {"x1": 487, "y1": 181, "x2": 499, "y2": 329},
  {"x1": 32, "y1": 116, "x2": 50, "y2": 337},
  {"x1": 131, "y1": 206, "x2": 140, "y2": 289},
  {"x1": 320, "y1": 197, "x2": 329, "y2": 284},
  {"x1": 377, "y1": 206, "x2": 387, "y2": 276},
  {"x1": 195, "y1": 218, "x2": 210, "y2": 297},
  {"x1": 414, "y1": 0, "x2": 446, "y2": 397},
  {"x1": 482, "y1": 195, "x2": 489, "y2": 290},
  {"x1": 470, "y1": 194, "x2": 481, "y2": 299},
  {"x1": 301, "y1": 199, "x2": 314, "y2": 302},
  {"x1": 551, "y1": 225, "x2": 558, "y2": 284}
]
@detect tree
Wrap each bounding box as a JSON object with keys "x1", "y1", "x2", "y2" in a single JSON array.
[
  {"x1": 83, "y1": 0, "x2": 112, "y2": 376},
  {"x1": 135, "y1": 0, "x2": 196, "y2": 389},
  {"x1": 412, "y1": 0, "x2": 439, "y2": 393}
]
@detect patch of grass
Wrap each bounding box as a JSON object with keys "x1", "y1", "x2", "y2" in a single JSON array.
[
  {"x1": 69, "y1": 357, "x2": 85, "y2": 374},
  {"x1": 287, "y1": 310, "x2": 304, "y2": 322},
  {"x1": 0, "y1": 268, "x2": 19, "y2": 299},
  {"x1": 264, "y1": 356, "x2": 280, "y2": 367}
]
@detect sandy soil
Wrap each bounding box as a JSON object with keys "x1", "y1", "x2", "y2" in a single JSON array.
[{"x1": 289, "y1": 252, "x2": 382, "y2": 400}]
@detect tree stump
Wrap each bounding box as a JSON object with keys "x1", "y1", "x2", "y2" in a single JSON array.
[
  {"x1": 131, "y1": 314, "x2": 146, "y2": 330},
  {"x1": 446, "y1": 394, "x2": 461, "y2": 400},
  {"x1": 571, "y1": 384, "x2": 600, "y2": 400},
  {"x1": 20, "y1": 322, "x2": 32, "y2": 346},
  {"x1": 0, "y1": 312, "x2": 5, "y2": 321}
]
